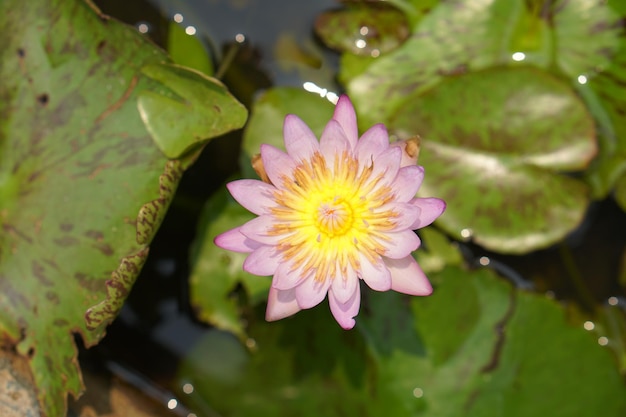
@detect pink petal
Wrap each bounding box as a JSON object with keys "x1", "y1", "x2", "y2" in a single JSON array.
[
  {"x1": 243, "y1": 245, "x2": 280, "y2": 276},
  {"x1": 260, "y1": 144, "x2": 296, "y2": 187},
  {"x1": 357, "y1": 252, "x2": 391, "y2": 291},
  {"x1": 239, "y1": 215, "x2": 283, "y2": 245},
  {"x1": 283, "y1": 114, "x2": 320, "y2": 162},
  {"x1": 355, "y1": 124, "x2": 389, "y2": 164},
  {"x1": 385, "y1": 256, "x2": 432, "y2": 296},
  {"x1": 295, "y1": 277, "x2": 332, "y2": 309},
  {"x1": 409, "y1": 197, "x2": 446, "y2": 229},
  {"x1": 391, "y1": 165, "x2": 424, "y2": 202},
  {"x1": 378, "y1": 230, "x2": 421, "y2": 259},
  {"x1": 214, "y1": 227, "x2": 261, "y2": 253},
  {"x1": 378, "y1": 202, "x2": 421, "y2": 231},
  {"x1": 271, "y1": 260, "x2": 309, "y2": 290},
  {"x1": 319, "y1": 119, "x2": 351, "y2": 166},
  {"x1": 330, "y1": 266, "x2": 358, "y2": 304},
  {"x1": 370, "y1": 146, "x2": 402, "y2": 186},
  {"x1": 332, "y1": 95, "x2": 359, "y2": 150},
  {"x1": 329, "y1": 282, "x2": 360, "y2": 329},
  {"x1": 227, "y1": 179, "x2": 277, "y2": 215},
  {"x1": 266, "y1": 287, "x2": 301, "y2": 321}
]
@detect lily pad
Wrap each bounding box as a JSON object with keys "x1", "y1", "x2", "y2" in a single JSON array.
[
  {"x1": 167, "y1": 20, "x2": 214, "y2": 76},
  {"x1": 188, "y1": 186, "x2": 265, "y2": 340},
  {"x1": 0, "y1": 0, "x2": 246, "y2": 415},
  {"x1": 345, "y1": 0, "x2": 621, "y2": 128},
  {"x1": 390, "y1": 66, "x2": 594, "y2": 253},
  {"x1": 344, "y1": 0, "x2": 521, "y2": 127},
  {"x1": 176, "y1": 266, "x2": 626, "y2": 416},
  {"x1": 315, "y1": 3, "x2": 410, "y2": 56},
  {"x1": 553, "y1": 0, "x2": 621, "y2": 78}
]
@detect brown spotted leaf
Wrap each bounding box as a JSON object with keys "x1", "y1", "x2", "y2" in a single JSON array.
[{"x1": 0, "y1": 1, "x2": 246, "y2": 416}]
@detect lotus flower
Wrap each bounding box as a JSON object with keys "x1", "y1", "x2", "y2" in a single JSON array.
[{"x1": 215, "y1": 95, "x2": 445, "y2": 329}]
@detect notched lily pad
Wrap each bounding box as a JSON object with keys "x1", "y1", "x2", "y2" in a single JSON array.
[
  {"x1": 390, "y1": 67, "x2": 594, "y2": 253},
  {"x1": 137, "y1": 63, "x2": 248, "y2": 159},
  {"x1": 315, "y1": 3, "x2": 410, "y2": 56}
]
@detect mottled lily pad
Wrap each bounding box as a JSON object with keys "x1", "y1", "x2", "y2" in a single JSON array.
[
  {"x1": 315, "y1": 3, "x2": 410, "y2": 56},
  {"x1": 0, "y1": 0, "x2": 246, "y2": 416},
  {"x1": 390, "y1": 67, "x2": 595, "y2": 253},
  {"x1": 176, "y1": 266, "x2": 626, "y2": 416},
  {"x1": 345, "y1": 0, "x2": 621, "y2": 128}
]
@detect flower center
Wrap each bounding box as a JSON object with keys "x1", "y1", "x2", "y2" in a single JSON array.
[
  {"x1": 315, "y1": 198, "x2": 353, "y2": 237},
  {"x1": 270, "y1": 151, "x2": 397, "y2": 282}
]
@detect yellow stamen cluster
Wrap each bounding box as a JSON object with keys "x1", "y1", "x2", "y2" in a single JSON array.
[{"x1": 270, "y1": 151, "x2": 398, "y2": 283}]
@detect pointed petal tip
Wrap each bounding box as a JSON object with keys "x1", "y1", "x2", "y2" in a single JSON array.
[
  {"x1": 336, "y1": 94, "x2": 354, "y2": 110},
  {"x1": 283, "y1": 114, "x2": 320, "y2": 161},
  {"x1": 329, "y1": 284, "x2": 360, "y2": 330},
  {"x1": 386, "y1": 256, "x2": 433, "y2": 296},
  {"x1": 338, "y1": 317, "x2": 356, "y2": 330},
  {"x1": 265, "y1": 287, "x2": 301, "y2": 321},
  {"x1": 411, "y1": 197, "x2": 447, "y2": 229},
  {"x1": 332, "y1": 95, "x2": 358, "y2": 149},
  {"x1": 226, "y1": 179, "x2": 276, "y2": 215},
  {"x1": 214, "y1": 227, "x2": 260, "y2": 253}
]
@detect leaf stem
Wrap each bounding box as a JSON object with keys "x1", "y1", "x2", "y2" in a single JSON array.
[
  {"x1": 215, "y1": 41, "x2": 241, "y2": 80},
  {"x1": 559, "y1": 243, "x2": 596, "y2": 312}
]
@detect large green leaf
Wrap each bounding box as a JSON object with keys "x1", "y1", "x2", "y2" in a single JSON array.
[
  {"x1": 390, "y1": 67, "x2": 594, "y2": 253},
  {"x1": 0, "y1": 0, "x2": 246, "y2": 415},
  {"x1": 344, "y1": 0, "x2": 522, "y2": 127},
  {"x1": 345, "y1": 0, "x2": 620, "y2": 129},
  {"x1": 176, "y1": 266, "x2": 626, "y2": 416}
]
